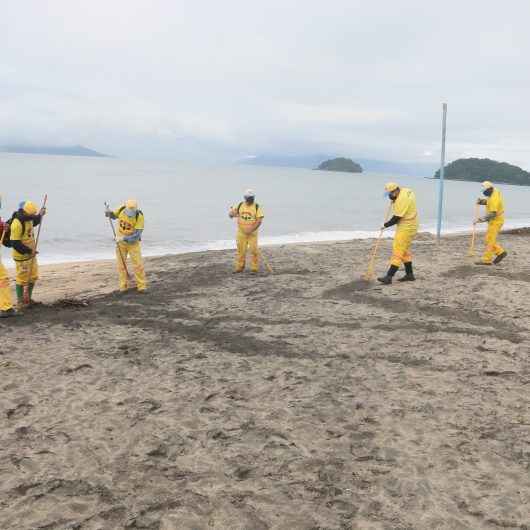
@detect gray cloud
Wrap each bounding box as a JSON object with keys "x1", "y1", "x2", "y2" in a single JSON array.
[{"x1": 3, "y1": 0, "x2": 530, "y2": 166}]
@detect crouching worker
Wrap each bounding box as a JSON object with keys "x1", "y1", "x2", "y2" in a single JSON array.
[
  {"x1": 378, "y1": 182, "x2": 419, "y2": 285},
  {"x1": 474, "y1": 181, "x2": 507, "y2": 265},
  {"x1": 0, "y1": 197, "x2": 17, "y2": 317},
  {"x1": 105, "y1": 199, "x2": 147, "y2": 292},
  {"x1": 229, "y1": 189, "x2": 264, "y2": 274},
  {"x1": 10, "y1": 201, "x2": 46, "y2": 308}
]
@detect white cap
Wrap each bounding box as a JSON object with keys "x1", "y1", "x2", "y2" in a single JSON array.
[{"x1": 244, "y1": 188, "x2": 255, "y2": 198}]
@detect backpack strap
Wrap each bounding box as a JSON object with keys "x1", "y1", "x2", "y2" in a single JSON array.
[
  {"x1": 237, "y1": 202, "x2": 259, "y2": 217},
  {"x1": 11, "y1": 212, "x2": 26, "y2": 237}
]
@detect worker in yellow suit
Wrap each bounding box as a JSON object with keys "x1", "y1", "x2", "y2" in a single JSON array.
[
  {"x1": 105, "y1": 199, "x2": 147, "y2": 292},
  {"x1": 228, "y1": 189, "x2": 264, "y2": 273},
  {"x1": 0, "y1": 196, "x2": 17, "y2": 317},
  {"x1": 378, "y1": 182, "x2": 419, "y2": 285},
  {"x1": 474, "y1": 181, "x2": 507, "y2": 265},
  {"x1": 10, "y1": 200, "x2": 46, "y2": 308}
]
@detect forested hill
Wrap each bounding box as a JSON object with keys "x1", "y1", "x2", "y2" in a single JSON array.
[
  {"x1": 315, "y1": 157, "x2": 363, "y2": 173},
  {"x1": 0, "y1": 144, "x2": 109, "y2": 157},
  {"x1": 434, "y1": 158, "x2": 530, "y2": 186}
]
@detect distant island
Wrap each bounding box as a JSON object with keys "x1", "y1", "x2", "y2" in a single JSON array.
[
  {"x1": 434, "y1": 158, "x2": 530, "y2": 186},
  {"x1": 0, "y1": 144, "x2": 110, "y2": 158},
  {"x1": 315, "y1": 157, "x2": 363, "y2": 173},
  {"x1": 241, "y1": 154, "x2": 436, "y2": 176}
]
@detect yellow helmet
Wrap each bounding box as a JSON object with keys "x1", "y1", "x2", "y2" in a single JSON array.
[
  {"x1": 384, "y1": 182, "x2": 399, "y2": 193},
  {"x1": 23, "y1": 201, "x2": 38, "y2": 215},
  {"x1": 125, "y1": 198, "x2": 138, "y2": 210},
  {"x1": 482, "y1": 181, "x2": 493, "y2": 190}
]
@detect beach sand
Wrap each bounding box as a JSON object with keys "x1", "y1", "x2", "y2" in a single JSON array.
[{"x1": 0, "y1": 231, "x2": 529, "y2": 530}]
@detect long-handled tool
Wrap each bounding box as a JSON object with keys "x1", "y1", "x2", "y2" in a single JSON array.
[
  {"x1": 0, "y1": 219, "x2": 7, "y2": 284},
  {"x1": 0, "y1": 220, "x2": 7, "y2": 251},
  {"x1": 259, "y1": 249, "x2": 273, "y2": 274},
  {"x1": 468, "y1": 203, "x2": 480, "y2": 257},
  {"x1": 363, "y1": 203, "x2": 392, "y2": 281},
  {"x1": 105, "y1": 202, "x2": 131, "y2": 279},
  {"x1": 24, "y1": 194, "x2": 47, "y2": 304}
]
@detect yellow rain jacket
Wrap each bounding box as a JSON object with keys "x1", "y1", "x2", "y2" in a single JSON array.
[
  {"x1": 0, "y1": 262, "x2": 13, "y2": 310},
  {"x1": 482, "y1": 188, "x2": 505, "y2": 263},
  {"x1": 233, "y1": 202, "x2": 264, "y2": 272},
  {"x1": 113, "y1": 207, "x2": 145, "y2": 237},
  {"x1": 10, "y1": 217, "x2": 39, "y2": 286},
  {"x1": 10, "y1": 218, "x2": 36, "y2": 262},
  {"x1": 236, "y1": 202, "x2": 264, "y2": 235},
  {"x1": 112, "y1": 206, "x2": 146, "y2": 291},
  {"x1": 0, "y1": 221, "x2": 13, "y2": 309},
  {"x1": 486, "y1": 188, "x2": 505, "y2": 223},
  {"x1": 390, "y1": 188, "x2": 419, "y2": 267}
]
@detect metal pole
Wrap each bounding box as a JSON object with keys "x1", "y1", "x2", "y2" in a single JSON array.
[{"x1": 436, "y1": 103, "x2": 447, "y2": 240}]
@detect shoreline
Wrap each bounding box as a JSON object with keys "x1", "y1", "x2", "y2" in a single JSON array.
[
  {"x1": 3, "y1": 223, "x2": 529, "y2": 270},
  {"x1": 4, "y1": 227, "x2": 526, "y2": 305}
]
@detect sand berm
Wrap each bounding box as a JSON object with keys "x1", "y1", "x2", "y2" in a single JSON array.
[{"x1": 0, "y1": 231, "x2": 529, "y2": 530}]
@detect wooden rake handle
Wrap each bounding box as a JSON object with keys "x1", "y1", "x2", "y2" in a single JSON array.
[
  {"x1": 468, "y1": 203, "x2": 480, "y2": 257},
  {"x1": 105, "y1": 202, "x2": 131, "y2": 279},
  {"x1": 363, "y1": 203, "x2": 392, "y2": 280},
  {"x1": 24, "y1": 194, "x2": 47, "y2": 302},
  {"x1": 259, "y1": 249, "x2": 273, "y2": 274},
  {"x1": 364, "y1": 228, "x2": 385, "y2": 280}
]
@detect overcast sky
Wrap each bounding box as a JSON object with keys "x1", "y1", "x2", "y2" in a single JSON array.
[{"x1": 3, "y1": 0, "x2": 530, "y2": 165}]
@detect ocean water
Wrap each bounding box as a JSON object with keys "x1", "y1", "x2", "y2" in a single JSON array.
[{"x1": 1, "y1": 153, "x2": 530, "y2": 265}]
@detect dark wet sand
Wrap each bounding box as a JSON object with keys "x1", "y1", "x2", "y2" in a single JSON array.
[{"x1": 0, "y1": 231, "x2": 529, "y2": 529}]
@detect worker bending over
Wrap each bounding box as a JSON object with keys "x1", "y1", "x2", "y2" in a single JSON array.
[
  {"x1": 378, "y1": 182, "x2": 419, "y2": 285},
  {"x1": 10, "y1": 200, "x2": 46, "y2": 308},
  {"x1": 105, "y1": 199, "x2": 147, "y2": 292},
  {"x1": 0, "y1": 196, "x2": 17, "y2": 317},
  {"x1": 475, "y1": 181, "x2": 507, "y2": 265},
  {"x1": 229, "y1": 189, "x2": 264, "y2": 273}
]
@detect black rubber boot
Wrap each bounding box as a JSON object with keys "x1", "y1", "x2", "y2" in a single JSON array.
[
  {"x1": 378, "y1": 265, "x2": 398, "y2": 285},
  {"x1": 493, "y1": 251, "x2": 507, "y2": 264},
  {"x1": 398, "y1": 262, "x2": 416, "y2": 282}
]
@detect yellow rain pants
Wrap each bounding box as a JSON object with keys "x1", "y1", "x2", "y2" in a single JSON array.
[
  {"x1": 15, "y1": 258, "x2": 39, "y2": 286},
  {"x1": 235, "y1": 230, "x2": 259, "y2": 272},
  {"x1": 0, "y1": 263, "x2": 13, "y2": 311},
  {"x1": 116, "y1": 241, "x2": 147, "y2": 291},
  {"x1": 482, "y1": 219, "x2": 505, "y2": 264},
  {"x1": 390, "y1": 222, "x2": 418, "y2": 267}
]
